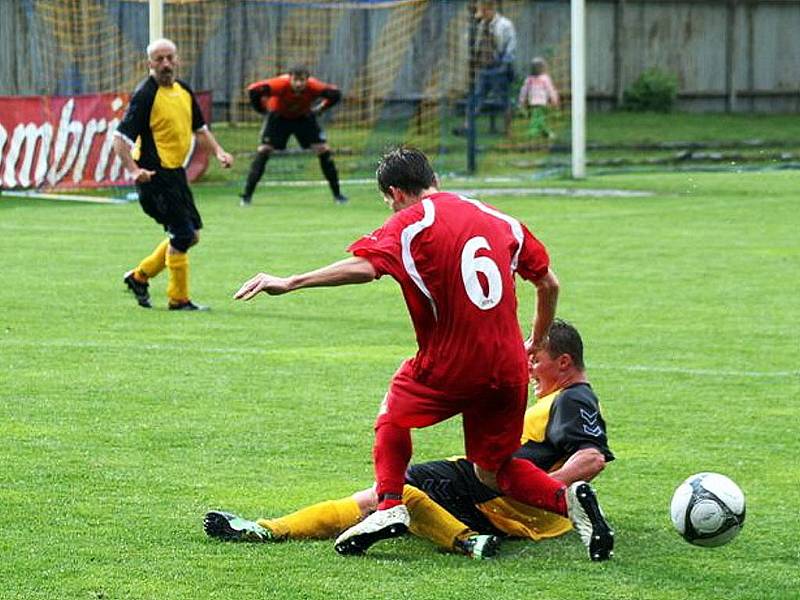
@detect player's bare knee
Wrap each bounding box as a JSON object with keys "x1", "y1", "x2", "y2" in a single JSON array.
[
  {"x1": 313, "y1": 143, "x2": 330, "y2": 156},
  {"x1": 352, "y1": 487, "x2": 379, "y2": 517},
  {"x1": 257, "y1": 144, "x2": 273, "y2": 155}
]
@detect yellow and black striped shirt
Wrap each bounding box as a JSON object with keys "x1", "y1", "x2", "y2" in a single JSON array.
[{"x1": 116, "y1": 76, "x2": 206, "y2": 170}]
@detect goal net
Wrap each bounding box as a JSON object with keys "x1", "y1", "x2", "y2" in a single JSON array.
[{"x1": 4, "y1": 0, "x2": 572, "y2": 183}]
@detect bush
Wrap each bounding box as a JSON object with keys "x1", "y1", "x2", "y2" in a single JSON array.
[{"x1": 622, "y1": 69, "x2": 678, "y2": 112}]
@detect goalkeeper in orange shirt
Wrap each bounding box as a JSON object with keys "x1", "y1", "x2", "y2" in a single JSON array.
[
  {"x1": 240, "y1": 65, "x2": 346, "y2": 206},
  {"x1": 204, "y1": 319, "x2": 614, "y2": 559}
]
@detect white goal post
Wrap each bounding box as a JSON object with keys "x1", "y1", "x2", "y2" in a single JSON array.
[
  {"x1": 149, "y1": 0, "x2": 163, "y2": 42},
  {"x1": 571, "y1": 0, "x2": 586, "y2": 179}
]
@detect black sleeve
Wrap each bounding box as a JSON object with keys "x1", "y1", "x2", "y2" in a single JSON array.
[
  {"x1": 190, "y1": 92, "x2": 206, "y2": 131},
  {"x1": 319, "y1": 87, "x2": 341, "y2": 108},
  {"x1": 248, "y1": 84, "x2": 271, "y2": 114},
  {"x1": 548, "y1": 387, "x2": 614, "y2": 462},
  {"x1": 176, "y1": 79, "x2": 206, "y2": 131},
  {"x1": 116, "y1": 79, "x2": 155, "y2": 145}
]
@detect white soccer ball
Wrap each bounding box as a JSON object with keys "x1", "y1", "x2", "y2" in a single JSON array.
[{"x1": 670, "y1": 472, "x2": 745, "y2": 547}]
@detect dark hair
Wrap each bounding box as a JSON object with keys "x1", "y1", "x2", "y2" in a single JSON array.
[
  {"x1": 531, "y1": 57, "x2": 547, "y2": 76},
  {"x1": 546, "y1": 318, "x2": 584, "y2": 370},
  {"x1": 375, "y1": 146, "x2": 436, "y2": 195},
  {"x1": 288, "y1": 64, "x2": 310, "y2": 78}
]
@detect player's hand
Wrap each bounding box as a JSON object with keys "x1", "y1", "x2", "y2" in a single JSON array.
[
  {"x1": 216, "y1": 150, "x2": 233, "y2": 168},
  {"x1": 133, "y1": 167, "x2": 156, "y2": 184},
  {"x1": 524, "y1": 335, "x2": 547, "y2": 355},
  {"x1": 234, "y1": 272, "x2": 292, "y2": 300}
]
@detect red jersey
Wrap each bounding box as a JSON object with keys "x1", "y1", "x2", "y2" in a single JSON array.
[
  {"x1": 247, "y1": 75, "x2": 337, "y2": 119},
  {"x1": 348, "y1": 192, "x2": 550, "y2": 393}
]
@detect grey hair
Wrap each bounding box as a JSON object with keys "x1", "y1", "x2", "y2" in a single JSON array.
[{"x1": 146, "y1": 38, "x2": 177, "y2": 59}]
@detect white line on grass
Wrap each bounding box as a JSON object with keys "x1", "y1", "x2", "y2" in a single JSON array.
[
  {"x1": 256, "y1": 178, "x2": 653, "y2": 197},
  {"x1": 452, "y1": 188, "x2": 654, "y2": 198},
  {"x1": 1, "y1": 190, "x2": 128, "y2": 204},
  {"x1": 4, "y1": 339, "x2": 797, "y2": 380},
  {"x1": 0, "y1": 224, "x2": 352, "y2": 238},
  {"x1": 590, "y1": 364, "x2": 798, "y2": 379}
]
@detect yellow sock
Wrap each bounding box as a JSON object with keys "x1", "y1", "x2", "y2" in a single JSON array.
[
  {"x1": 136, "y1": 239, "x2": 169, "y2": 281},
  {"x1": 257, "y1": 497, "x2": 362, "y2": 540},
  {"x1": 165, "y1": 250, "x2": 189, "y2": 305},
  {"x1": 403, "y1": 484, "x2": 472, "y2": 551}
]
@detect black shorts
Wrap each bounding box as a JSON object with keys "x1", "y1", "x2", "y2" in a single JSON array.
[
  {"x1": 405, "y1": 459, "x2": 505, "y2": 537},
  {"x1": 260, "y1": 112, "x2": 325, "y2": 150},
  {"x1": 137, "y1": 167, "x2": 203, "y2": 231}
]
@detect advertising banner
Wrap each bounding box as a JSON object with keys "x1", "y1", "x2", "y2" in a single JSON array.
[{"x1": 0, "y1": 91, "x2": 212, "y2": 190}]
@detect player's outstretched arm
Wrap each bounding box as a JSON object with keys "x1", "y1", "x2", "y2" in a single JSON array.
[
  {"x1": 527, "y1": 267, "x2": 560, "y2": 352},
  {"x1": 234, "y1": 257, "x2": 376, "y2": 301}
]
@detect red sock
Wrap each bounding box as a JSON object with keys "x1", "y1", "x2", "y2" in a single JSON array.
[
  {"x1": 373, "y1": 415, "x2": 412, "y2": 510},
  {"x1": 495, "y1": 457, "x2": 568, "y2": 516}
]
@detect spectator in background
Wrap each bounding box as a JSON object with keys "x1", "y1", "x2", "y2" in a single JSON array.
[
  {"x1": 458, "y1": 0, "x2": 517, "y2": 136},
  {"x1": 518, "y1": 57, "x2": 560, "y2": 140},
  {"x1": 240, "y1": 65, "x2": 346, "y2": 206}
]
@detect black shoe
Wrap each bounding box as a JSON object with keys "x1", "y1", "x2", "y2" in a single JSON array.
[
  {"x1": 123, "y1": 270, "x2": 151, "y2": 308},
  {"x1": 168, "y1": 300, "x2": 209, "y2": 311},
  {"x1": 203, "y1": 511, "x2": 274, "y2": 542},
  {"x1": 333, "y1": 194, "x2": 348, "y2": 205},
  {"x1": 240, "y1": 195, "x2": 252, "y2": 207},
  {"x1": 454, "y1": 534, "x2": 501, "y2": 559},
  {"x1": 566, "y1": 481, "x2": 614, "y2": 561}
]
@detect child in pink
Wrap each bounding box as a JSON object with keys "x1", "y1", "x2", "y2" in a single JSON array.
[{"x1": 518, "y1": 57, "x2": 560, "y2": 139}]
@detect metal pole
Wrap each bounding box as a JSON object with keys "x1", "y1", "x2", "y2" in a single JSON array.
[
  {"x1": 725, "y1": 0, "x2": 737, "y2": 113},
  {"x1": 613, "y1": 0, "x2": 625, "y2": 108},
  {"x1": 466, "y1": 2, "x2": 477, "y2": 175},
  {"x1": 149, "y1": 0, "x2": 163, "y2": 41},
  {"x1": 571, "y1": 0, "x2": 586, "y2": 179}
]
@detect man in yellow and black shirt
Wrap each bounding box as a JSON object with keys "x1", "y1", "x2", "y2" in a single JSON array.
[
  {"x1": 203, "y1": 319, "x2": 614, "y2": 560},
  {"x1": 113, "y1": 38, "x2": 233, "y2": 311}
]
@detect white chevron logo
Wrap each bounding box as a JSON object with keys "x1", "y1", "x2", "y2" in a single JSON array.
[{"x1": 581, "y1": 409, "x2": 602, "y2": 437}]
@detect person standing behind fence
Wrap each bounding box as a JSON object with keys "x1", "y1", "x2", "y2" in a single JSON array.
[
  {"x1": 470, "y1": 0, "x2": 517, "y2": 135},
  {"x1": 518, "y1": 57, "x2": 560, "y2": 140},
  {"x1": 240, "y1": 65, "x2": 346, "y2": 207},
  {"x1": 113, "y1": 38, "x2": 233, "y2": 311}
]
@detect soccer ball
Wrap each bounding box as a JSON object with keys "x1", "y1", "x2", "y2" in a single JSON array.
[{"x1": 670, "y1": 472, "x2": 746, "y2": 547}]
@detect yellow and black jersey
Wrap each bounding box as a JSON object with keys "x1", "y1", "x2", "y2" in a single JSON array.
[
  {"x1": 405, "y1": 383, "x2": 613, "y2": 541},
  {"x1": 115, "y1": 76, "x2": 206, "y2": 170},
  {"x1": 517, "y1": 382, "x2": 614, "y2": 471}
]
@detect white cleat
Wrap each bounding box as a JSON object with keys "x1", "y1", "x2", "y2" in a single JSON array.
[
  {"x1": 334, "y1": 504, "x2": 410, "y2": 555},
  {"x1": 455, "y1": 534, "x2": 501, "y2": 559},
  {"x1": 566, "y1": 481, "x2": 615, "y2": 561},
  {"x1": 203, "y1": 510, "x2": 274, "y2": 542}
]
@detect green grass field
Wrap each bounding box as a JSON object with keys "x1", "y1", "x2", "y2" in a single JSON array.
[{"x1": 1, "y1": 168, "x2": 798, "y2": 599}]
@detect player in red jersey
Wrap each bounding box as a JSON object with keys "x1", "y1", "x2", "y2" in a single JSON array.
[
  {"x1": 240, "y1": 65, "x2": 346, "y2": 206},
  {"x1": 234, "y1": 147, "x2": 614, "y2": 561}
]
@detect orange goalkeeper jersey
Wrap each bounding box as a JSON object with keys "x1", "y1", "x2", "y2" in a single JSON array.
[{"x1": 247, "y1": 75, "x2": 338, "y2": 119}]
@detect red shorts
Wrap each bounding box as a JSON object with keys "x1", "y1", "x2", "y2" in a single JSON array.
[{"x1": 376, "y1": 361, "x2": 527, "y2": 471}]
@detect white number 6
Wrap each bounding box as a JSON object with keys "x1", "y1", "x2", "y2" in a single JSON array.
[{"x1": 461, "y1": 236, "x2": 503, "y2": 310}]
